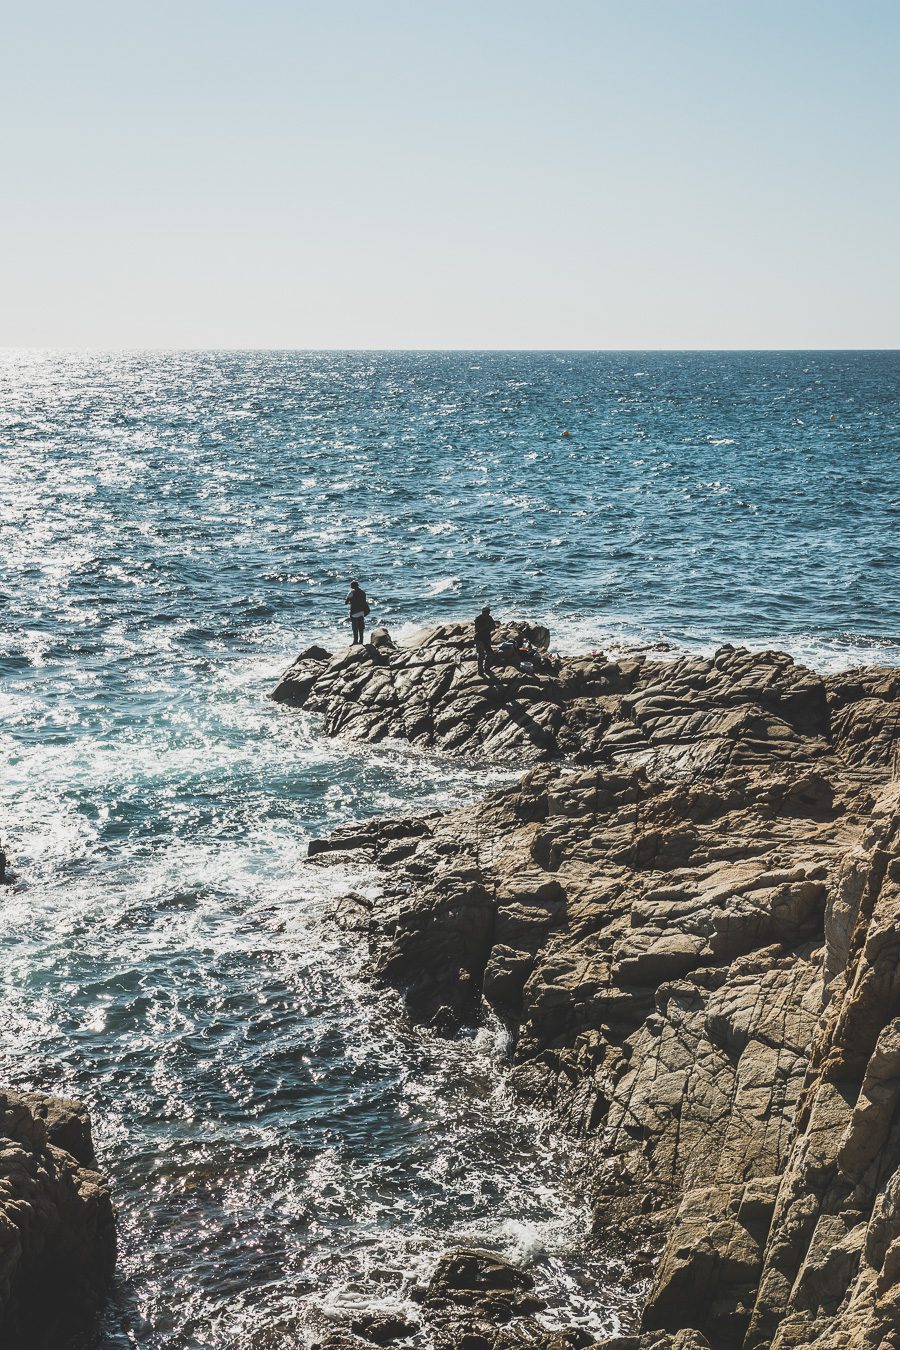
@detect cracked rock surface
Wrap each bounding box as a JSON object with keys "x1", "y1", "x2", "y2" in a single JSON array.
[
  {"x1": 279, "y1": 624, "x2": 900, "y2": 1350},
  {"x1": 0, "y1": 1088, "x2": 116, "y2": 1348}
]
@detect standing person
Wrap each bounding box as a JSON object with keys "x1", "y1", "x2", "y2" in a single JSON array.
[
  {"x1": 345, "y1": 580, "x2": 369, "y2": 644},
  {"x1": 474, "y1": 606, "x2": 497, "y2": 677}
]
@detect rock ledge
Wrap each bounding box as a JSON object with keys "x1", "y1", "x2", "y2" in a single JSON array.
[
  {"x1": 0, "y1": 1088, "x2": 115, "y2": 1348},
  {"x1": 288, "y1": 624, "x2": 900, "y2": 1350}
]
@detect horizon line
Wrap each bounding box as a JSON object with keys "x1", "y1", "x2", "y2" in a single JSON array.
[{"x1": 2, "y1": 345, "x2": 898, "y2": 355}]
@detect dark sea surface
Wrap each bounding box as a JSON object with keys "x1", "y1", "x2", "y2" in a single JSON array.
[{"x1": 1, "y1": 350, "x2": 898, "y2": 1347}]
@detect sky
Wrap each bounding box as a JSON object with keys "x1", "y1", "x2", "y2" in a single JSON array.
[{"x1": 1, "y1": 0, "x2": 898, "y2": 349}]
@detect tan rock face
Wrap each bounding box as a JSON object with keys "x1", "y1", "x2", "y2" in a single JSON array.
[
  {"x1": 0, "y1": 1088, "x2": 115, "y2": 1348},
  {"x1": 291, "y1": 625, "x2": 900, "y2": 1349},
  {"x1": 744, "y1": 794, "x2": 900, "y2": 1350},
  {"x1": 273, "y1": 626, "x2": 876, "y2": 779}
]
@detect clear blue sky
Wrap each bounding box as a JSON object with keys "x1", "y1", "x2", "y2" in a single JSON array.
[{"x1": 2, "y1": 0, "x2": 897, "y2": 348}]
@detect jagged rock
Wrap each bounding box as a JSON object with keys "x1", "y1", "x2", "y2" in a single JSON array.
[
  {"x1": 275, "y1": 625, "x2": 868, "y2": 773},
  {"x1": 15, "y1": 1091, "x2": 99, "y2": 1168},
  {"x1": 296, "y1": 624, "x2": 900, "y2": 1350},
  {"x1": 327, "y1": 1246, "x2": 598, "y2": 1350},
  {"x1": 595, "y1": 1334, "x2": 711, "y2": 1350},
  {"x1": 311, "y1": 1333, "x2": 387, "y2": 1350},
  {"x1": 0, "y1": 1088, "x2": 115, "y2": 1348},
  {"x1": 314, "y1": 1243, "x2": 596, "y2": 1350},
  {"x1": 744, "y1": 790, "x2": 900, "y2": 1350},
  {"x1": 349, "y1": 1310, "x2": 420, "y2": 1343},
  {"x1": 641, "y1": 1178, "x2": 780, "y2": 1347},
  {"x1": 425, "y1": 1247, "x2": 546, "y2": 1321}
]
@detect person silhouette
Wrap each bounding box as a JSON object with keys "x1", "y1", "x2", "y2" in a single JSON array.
[
  {"x1": 345, "y1": 580, "x2": 369, "y2": 644},
  {"x1": 474, "y1": 606, "x2": 497, "y2": 677}
]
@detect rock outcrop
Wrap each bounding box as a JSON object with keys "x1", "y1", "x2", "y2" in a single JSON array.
[
  {"x1": 0, "y1": 1088, "x2": 115, "y2": 1348},
  {"x1": 279, "y1": 624, "x2": 900, "y2": 1350},
  {"x1": 742, "y1": 793, "x2": 900, "y2": 1350},
  {"x1": 313, "y1": 1248, "x2": 600, "y2": 1350}
]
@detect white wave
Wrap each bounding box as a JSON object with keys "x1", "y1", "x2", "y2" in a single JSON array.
[{"x1": 425, "y1": 576, "x2": 461, "y2": 596}]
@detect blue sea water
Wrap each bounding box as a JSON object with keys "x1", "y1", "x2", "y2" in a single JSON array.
[{"x1": 0, "y1": 349, "x2": 898, "y2": 1348}]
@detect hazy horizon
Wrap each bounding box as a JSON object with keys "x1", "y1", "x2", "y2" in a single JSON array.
[{"x1": 3, "y1": 346, "x2": 899, "y2": 354}]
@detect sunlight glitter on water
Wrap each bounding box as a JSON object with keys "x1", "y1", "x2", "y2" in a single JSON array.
[
  {"x1": 1, "y1": 349, "x2": 897, "y2": 1346},
  {"x1": 2, "y1": 643, "x2": 623, "y2": 1346}
]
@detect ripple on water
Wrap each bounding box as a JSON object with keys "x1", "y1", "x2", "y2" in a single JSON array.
[{"x1": 1, "y1": 350, "x2": 897, "y2": 1345}]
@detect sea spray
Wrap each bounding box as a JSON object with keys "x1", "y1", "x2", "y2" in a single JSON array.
[{"x1": 2, "y1": 348, "x2": 898, "y2": 1346}]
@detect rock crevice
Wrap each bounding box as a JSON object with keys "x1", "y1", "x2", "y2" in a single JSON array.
[
  {"x1": 0, "y1": 1088, "x2": 115, "y2": 1348},
  {"x1": 280, "y1": 625, "x2": 900, "y2": 1350}
]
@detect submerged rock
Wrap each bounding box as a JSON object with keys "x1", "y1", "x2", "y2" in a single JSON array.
[
  {"x1": 297, "y1": 623, "x2": 900, "y2": 1350},
  {"x1": 318, "y1": 1248, "x2": 592, "y2": 1350},
  {"x1": 425, "y1": 1247, "x2": 547, "y2": 1321},
  {"x1": 0, "y1": 1088, "x2": 115, "y2": 1348}
]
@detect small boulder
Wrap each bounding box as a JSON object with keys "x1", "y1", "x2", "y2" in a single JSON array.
[
  {"x1": 425, "y1": 1248, "x2": 545, "y2": 1322},
  {"x1": 17, "y1": 1091, "x2": 98, "y2": 1169},
  {"x1": 350, "y1": 1310, "x2": 419, "y2": 1343},
  {"x1": 294, "y1": 644, "x2": 332, "y2": 664},
  {"x1": 368, "y1": 628, "x2": 396, "y2": 652}
]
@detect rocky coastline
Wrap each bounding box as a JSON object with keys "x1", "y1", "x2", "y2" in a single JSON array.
[
  {"x1": 0, "y1": 1088, "x2": 115, "y2": 1348},
  {"x1": 275, "y1": 623, "x2": 900, "y2": 1350}
]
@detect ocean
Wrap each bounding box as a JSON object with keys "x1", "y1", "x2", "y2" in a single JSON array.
[{"x1": 1, "y1": 349, "x2": 898, "y2": 1347}]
